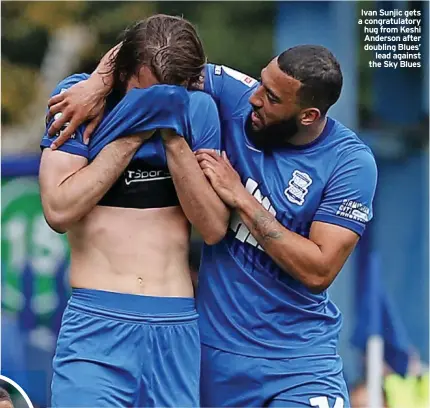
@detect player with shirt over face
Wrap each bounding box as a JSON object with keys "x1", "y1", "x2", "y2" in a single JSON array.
[
  {"x1": 47, "y1": 45, "x2": 377, "y2": 408},
  {"x1": 39, "y1": 15, "x2": 229, "y2": 408}
]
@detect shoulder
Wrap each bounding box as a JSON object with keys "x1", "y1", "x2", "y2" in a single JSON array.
[
  {"x1": 189, "y1": 89, "x2": 217, "y2": 106},
  {"x1": 189, "y1": 90, "x2": 218, "y2": 115},
  {"x1": 330, "y1": 119, "x2": 376, "y2": 170},
  {"x1": 205, "y1": 64, "x2": 258, "y2": 118},
  {"x1": 217, "y1": 65, "x2": 258, "y2": 87},
  {"x1": 187, "y1": 91, "x2": 221, "y2": 150}
]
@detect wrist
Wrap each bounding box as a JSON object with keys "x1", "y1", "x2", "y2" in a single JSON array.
[
  {"x1": 232, "y1": 186, "x2": 250, "y2": 210},
  {"x1": 89, "y1": 71, "x2": 112, "y2": 97}
]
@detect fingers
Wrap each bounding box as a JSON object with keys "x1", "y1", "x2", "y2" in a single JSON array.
[
  {"x1": 222, "y1": 151, "x2": 236, "y2": 171},
  {"x1": 47, "y1": 109, "x2": 72, "y2": 136},
  {"x1": 195, "y1": 150, "x2": 223, "y2": 172},
  {"x1": 222, "y1": 151, "x2": 233, "y2": 166},
  {"x1": 50, "y1": 118, "x2": 81, "y2": 149},
  {"x1": 48, "y1": 93, "x2": 65, "y2": 108},
  {"x1": 198, "y1": 159, "x2": 215, "y2": 171},
  {"x1": 195, "y1": 149, "x2": 232, "y2": 168},
  {"x1": 83, "y1": 113, "x2": 103, "y2": 145},
  {"x1": 195, "y1": 151, "x2": 220, "y2": 165},
  {"x1": 195, "y1": 149, "x2": 221, "y2": 160},
  {"x1": 48, "y1": 100, "x2": 68, "y2": 120},
  {"x1": 202, "y1": 167, "x2": 217, "y2": 183}
]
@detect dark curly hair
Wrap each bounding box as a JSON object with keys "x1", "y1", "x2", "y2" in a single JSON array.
[
  {"x1": 108, "y1": 14, "x2": 206, "y2": 92},
  {"x1": 278, "y1": 45, "x2": 343, "y2": 116}
]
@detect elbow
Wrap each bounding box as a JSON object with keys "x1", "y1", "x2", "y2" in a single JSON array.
[
  {"x1": 43, "y1": 209, "x2": 70, "y2": 234},
  {"x1": 304, "y1": 267, "x2": 333, "y2": 295},
  {"x1": 201, "y1": 222, "x2": 228, "y2": 246}
]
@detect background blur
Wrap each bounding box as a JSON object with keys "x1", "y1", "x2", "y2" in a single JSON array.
[{"x1": 1, "y1": 1, "x2": 429, "y2": 407}]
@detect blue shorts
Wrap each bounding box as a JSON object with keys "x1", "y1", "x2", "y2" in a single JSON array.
[
  {"x1": 52, "y1": 289, "x2": 200, "y2": 407},
  {"x1": 200, "y1": 344, "x2": 350, "y2": 407}
]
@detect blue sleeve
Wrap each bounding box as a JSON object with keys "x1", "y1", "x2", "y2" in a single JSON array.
[
  {"x1": 89, "y1": 85, "x2": 191, "y2": 160},
  {"x1": 204, "y1": 64, "x2": 259, "y2": 118},
  {"x1": 313, "y1": 148, "x2": 378, "y2": 236},
  {"x1": 188, "y1": 92, "x2": 221, "y2": 151},
  {"x1": 40, "y1": 74, "x2": 90, "y2": 158}
]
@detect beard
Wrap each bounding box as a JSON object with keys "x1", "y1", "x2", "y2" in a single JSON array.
[{"x1": 245, "y1": 111, "x2": 299, "y2": 151}]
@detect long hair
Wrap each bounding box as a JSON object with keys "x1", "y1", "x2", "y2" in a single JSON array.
[{"x1": 108, "y1": 14, "x2": 206, "y2": 92}]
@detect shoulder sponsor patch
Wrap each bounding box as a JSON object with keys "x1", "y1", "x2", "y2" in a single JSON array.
[
  {"x1": 222, "y1": 66, "x2": 257, "y2": 87},
  {"x1": 336, "y1": 200, "x2": 370, "y2": 222}
]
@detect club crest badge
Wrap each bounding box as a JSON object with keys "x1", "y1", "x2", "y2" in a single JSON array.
[{"x1": 284, "y1": 170, "x2": 312, "y2": 206}]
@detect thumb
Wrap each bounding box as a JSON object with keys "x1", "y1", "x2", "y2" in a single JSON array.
[{"x1": 83, "y1": 113, "x2": 103, "y2": 145}]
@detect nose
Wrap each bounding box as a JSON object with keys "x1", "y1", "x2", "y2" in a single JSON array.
[{"x1": 249, "y1": 86, "x2": 264, "y2": 109}]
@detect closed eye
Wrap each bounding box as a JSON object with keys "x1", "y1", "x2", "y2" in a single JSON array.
[{"x1": 267, "y1": 92, "x2": 278, "y2": 104}]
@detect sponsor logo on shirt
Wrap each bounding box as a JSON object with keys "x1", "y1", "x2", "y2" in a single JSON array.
[
  {"x1": 221, "y1": 66, "x2": 257, "y2": 87},
  {"x1": 230, "y1": 178, "x2": 276, "y2": 251},
  {"x1": 284, "y1": 170, "x2": 312, "y2": 206},
  {"x1": 336, "y1": 199, "x2": 369, "y2": 223},
  {"x1": 124, "y1": 169, "x2": 171, "y2": 186}
]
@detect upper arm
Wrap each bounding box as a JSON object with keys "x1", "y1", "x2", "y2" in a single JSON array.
[
  {"x1": 189, "y1": 92, "x2": 221, "y2": 151},
  {"x1": 203, "y1": 64, "x2": 258, "y2": 117},
  {"x1": 313, "y1": 148, "x2": 378, "y2": 237},
  {"x1": 311, "y1": 148, "x2": 377, "y2": 273},
  {"x1": 39, "y1": 149, "x2": 88, "y2": 206},
  {"x1": 39, "y1": 148, "x2": 87, "y2": 233},
  {"x1": 40, "y1": 74, "x2": 90, "y2": 158},
  {"x1": 310, "y1": 221, "x2": 360, "y2": 276}
]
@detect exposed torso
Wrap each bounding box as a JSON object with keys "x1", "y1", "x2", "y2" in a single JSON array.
[
  {"x1": 68, "y1": 204, "x2": 193, "y2": 297},
  {"x1": 70, "y1": 135, "x2": 192, "y2": 297}
]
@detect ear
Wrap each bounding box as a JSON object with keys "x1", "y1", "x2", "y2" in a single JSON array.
[
  {"x1": 299, "y1": 108, "x2": 321, "y2": 126},
  {"x1": 139, "y1": 65, "x2": 160, "y2": 86}
]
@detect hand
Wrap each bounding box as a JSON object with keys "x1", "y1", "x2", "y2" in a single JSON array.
[
  {"x1": 195, "y1": 149, "x2": 246, "y2": 208},
  {"x1": 47, "y1": 77, "x2": 107, "y2": 149}
]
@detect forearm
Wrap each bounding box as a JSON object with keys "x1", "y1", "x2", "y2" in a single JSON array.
[
  {"x1": 49, "y1": 137, "x2": 141, "y2": 229},
  {"x1": 90, "y1": 43, "x2": 121, "y2": 92},
  {"x1": 236, "y1": 192, "x2": 328, "y2": 292},
  {"x1": 165, "y1": 138, "x2": 229, "y2": 244}
]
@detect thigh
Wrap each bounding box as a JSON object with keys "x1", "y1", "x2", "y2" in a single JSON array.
[
  {"x1": 200, "y1": 344, "x2": 265, "y2": 407},
  {"x1": 268, "y1": 355, "x2": 350, "y2": 408},
  {"x1": 51, "y1": 306, "x2": 143, "y2": 407},
  {"x1": 144, "y1": 320, "x2": 201, "y2": 408}
]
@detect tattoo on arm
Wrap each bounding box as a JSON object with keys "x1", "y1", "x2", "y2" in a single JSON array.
[{"x1": 251, "y1": 210, "x2": 283, "y2": 242}]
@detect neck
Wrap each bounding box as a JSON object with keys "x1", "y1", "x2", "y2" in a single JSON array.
[
  {"x1": 288, "y1": 116, "x2": 327, "y2": 146},
  {"x1": 125, "y1": 76, "x2": 140, "y2": 93}
]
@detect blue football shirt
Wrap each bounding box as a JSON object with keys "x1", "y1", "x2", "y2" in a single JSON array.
[
  {"x1": 197, "y1": 64, "x2": 378, "y2": 358},
  {"x1": 40, "y1": 74, "x2": 221, "y2": 209},
  {"x1": 41, "y1": 73, "x2": 221, "y2": 163}
]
